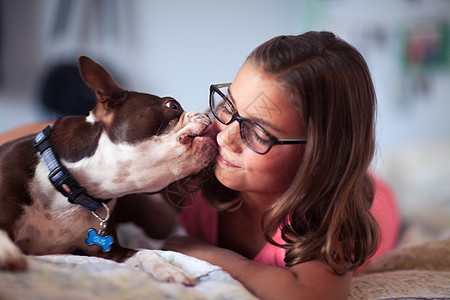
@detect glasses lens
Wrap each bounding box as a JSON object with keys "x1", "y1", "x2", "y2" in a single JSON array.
[
  {"x1": 211, "y1": 87, "x2": 233, "y2": 124},
  {"x1": 241, "y1": 121, "x2": 272, "y2": 154}
]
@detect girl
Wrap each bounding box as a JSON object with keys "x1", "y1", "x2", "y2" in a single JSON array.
[
  {"x1": 162, "y1": 31, "x2": 400, "y2": 299},
  {"x1": 0, "y1": 31, "x2": 400, "y2": 299}
]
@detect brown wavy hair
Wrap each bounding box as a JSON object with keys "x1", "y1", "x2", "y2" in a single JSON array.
[{"x1": 200, "y1": 31, "x2": 379, "y2": 274}]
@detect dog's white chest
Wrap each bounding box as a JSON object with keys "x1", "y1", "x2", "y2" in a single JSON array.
[
  {"x1": 14, "y1": 162, "x2": 101, "y2": 255},
  {"x1": 13, "y1": 200, "x2": 96, "y2": 255}
]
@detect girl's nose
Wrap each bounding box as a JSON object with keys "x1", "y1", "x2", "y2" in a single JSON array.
[{"x1": 216, "y1": 121, "x2": 242, "y2": 153}]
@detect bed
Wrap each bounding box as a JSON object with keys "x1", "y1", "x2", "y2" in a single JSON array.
[
  {"x1": 1, "y1": 220, "x2": 449, "y2": 300},
  {"x1": 0, "y1": 250, "x2": 257, "y2": 300},
  {"x1": 349, "y1": 140, "x2": 450, "y2": 299},
  {"x1": 0, "y1": 138, "x2": 449, "y2": 299},
  {"x1": 350, "y1": 225, "x2": 450, "y2": 299}
]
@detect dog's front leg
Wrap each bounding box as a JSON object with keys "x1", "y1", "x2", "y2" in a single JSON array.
[
  {"x1": 96, "y1": 219, "x2": 194, "y2": 285},
  {"x1": 0, "y1": 229, "x2": 27, "y2": 270},
  {"x1": 124, "y1": 250, "x2": 195, "y2": 286}
]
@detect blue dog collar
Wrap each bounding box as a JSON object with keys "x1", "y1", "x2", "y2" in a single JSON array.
[{"x1": 33, "y1": 125, "x2": 108, "y2": 211}]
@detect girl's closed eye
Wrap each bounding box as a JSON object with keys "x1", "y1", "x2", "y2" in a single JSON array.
[
  {"x1": 222, "y1": 102, "x2": 233, "y2": 117},
  {"x1": 244, "y1": 123, "x2": 272, "y2": 146}
]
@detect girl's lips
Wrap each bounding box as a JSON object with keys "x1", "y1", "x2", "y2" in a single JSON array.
[{"x1": 217, "y1": 153, "x2": 240, "y2": 168}]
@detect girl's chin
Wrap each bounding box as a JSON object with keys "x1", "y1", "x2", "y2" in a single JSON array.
[
  {"x1": 214, "y1": 165, "x2": 243, "y2": 190},
  {"x1": 214, "y1": 165, "x2": 290, "y2": 195}
]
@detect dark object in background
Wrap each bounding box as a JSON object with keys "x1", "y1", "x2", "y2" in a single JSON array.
[
  {"x1": 39, "y1": 0, "x2": 126, "y2": 117},
  {"x1": 39, "y1": 63, "x2": 95, "y2": 116}
]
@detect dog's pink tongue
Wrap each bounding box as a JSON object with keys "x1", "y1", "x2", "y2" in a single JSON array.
[{"x1": 200, "y1": 124, "x2": 218, "y2": 139}]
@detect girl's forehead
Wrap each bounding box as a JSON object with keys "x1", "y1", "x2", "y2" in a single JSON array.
[
  {"x1": 227, "y1": 86, "x2": 283, "y2": 133},
  {"x1": 230, "y1": 63, "x2": 300, "y2": 129}
]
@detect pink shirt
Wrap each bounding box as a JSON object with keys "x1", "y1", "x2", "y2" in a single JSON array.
[{"x1": 178, "y1": 176, "x2": 401, "y2": 268}]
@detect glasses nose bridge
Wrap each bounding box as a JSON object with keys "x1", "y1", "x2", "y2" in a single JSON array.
[
  {"x1": 227, "y1": 114, "x2": 242, "y2": 133},
  {"x1": 229, "y1": 110, "x2": 241, "y2": 124},
  {"x1": 229, "y1": 112, "x2": 247, "y2": 135}
]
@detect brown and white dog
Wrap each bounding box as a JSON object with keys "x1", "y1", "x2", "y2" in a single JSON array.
[{"x1": 0, "y1": 56, "x2": 217, "y2": 285}]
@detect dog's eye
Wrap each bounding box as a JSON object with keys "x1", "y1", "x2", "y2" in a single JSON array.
[{"x1": 165, "y1": 100, "x2": 179, "y2": 110}]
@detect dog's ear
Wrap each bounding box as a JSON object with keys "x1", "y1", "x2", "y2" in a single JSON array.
[{"x1": 78, "y1": 56, "x2": 127, "y2": 107}]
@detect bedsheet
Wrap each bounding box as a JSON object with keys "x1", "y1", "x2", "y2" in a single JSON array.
[{"x1": 0, "y1": 250, "x2": 256, "y2": 300}]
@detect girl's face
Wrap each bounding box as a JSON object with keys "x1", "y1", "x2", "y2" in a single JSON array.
[{"x1": 213, "y1": 62, "x2": 306, "y2": 195}]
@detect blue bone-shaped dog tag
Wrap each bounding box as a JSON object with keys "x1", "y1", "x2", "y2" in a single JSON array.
[{"x1": 86, "y1": 229, "x2": 113, "y2": 252}]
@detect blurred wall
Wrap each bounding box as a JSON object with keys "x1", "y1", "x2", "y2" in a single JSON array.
[
  {"x1": 1, "y1": 0, "x2": 449, "y2": 177},
  {"x1": 303, "y1": 0, "x2": 450, "y2": 164},
  {"x1": 0, "y1": 0, "x2": 303, "y2": 127}
]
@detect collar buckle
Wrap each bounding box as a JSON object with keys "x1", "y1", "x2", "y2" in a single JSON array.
[
  {"x1": 34, "y1": 125, "x2": 106, "y2": 211},
  {"x1": 48, "y1": 166, "x2": 86, "y2": 204}
]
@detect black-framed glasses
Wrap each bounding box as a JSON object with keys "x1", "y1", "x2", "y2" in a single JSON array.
[{"x1": 209, "y1": 83, "x2": 306, "y2": 155}]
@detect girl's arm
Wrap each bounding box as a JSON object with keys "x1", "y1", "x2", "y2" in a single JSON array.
[
  {"x1": 164, "y1": 236, "x2": 352, "y2": 300},
  {"x1": 114, "y1": 193, "x2": 178, "y2": 239}
]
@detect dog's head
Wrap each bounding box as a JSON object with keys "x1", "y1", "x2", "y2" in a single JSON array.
[
  {"x1": 79, "y1": 56, "x2": 186, "y2": 144},
  {"x1": 66, "y1": 56, "x2": 217, "y2": 197}
]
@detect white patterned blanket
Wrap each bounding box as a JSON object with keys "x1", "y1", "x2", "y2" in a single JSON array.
[
  {"x1": 0, "y1": 250, "x2": 256, "y2": 300},
  {"x1": 1, "y1": 225, "x2": 449, "y2": 299}
]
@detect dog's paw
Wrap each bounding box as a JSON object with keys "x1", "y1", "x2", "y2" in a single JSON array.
[
  {"x1": 0, "y1": 230, "x2": 28, "y2": 271},
  {"x1": 185, "y1": 111, "x2": 210, "y2": 125},
  {"x1": 125, "y1": 250, "x2": 195, "y2": 286}
]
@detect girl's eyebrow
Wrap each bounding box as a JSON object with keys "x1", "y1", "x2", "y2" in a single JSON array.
[{"x1": 228, "y1": 87, "x2": 282, "y2": 133}]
